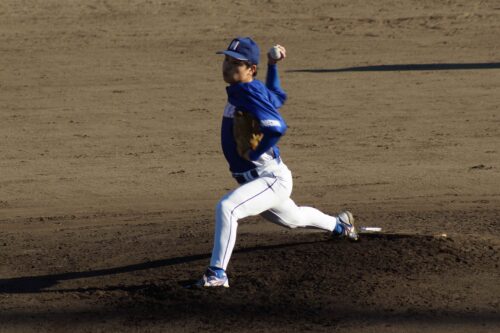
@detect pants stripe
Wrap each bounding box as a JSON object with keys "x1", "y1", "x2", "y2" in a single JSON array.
[{"x1": 221, "y1": 178, "x2": 278, "y2": 268}]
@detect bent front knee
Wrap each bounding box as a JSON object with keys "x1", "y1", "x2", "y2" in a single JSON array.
[{"x1": 216, "y1": 199, "x2": 237, "y2": 219}]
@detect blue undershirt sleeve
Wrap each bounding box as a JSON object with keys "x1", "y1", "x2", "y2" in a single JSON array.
[
  {"x1": 248, "y1": 132, "x2": 282, "y2": 161},
  {"x1": 266, "y1": 64, "x2": 287, "y2": 107}
]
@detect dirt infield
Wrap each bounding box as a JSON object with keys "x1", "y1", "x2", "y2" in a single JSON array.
[{"x1": 1, "y1": 0, "x2": 499, "y2": 332}]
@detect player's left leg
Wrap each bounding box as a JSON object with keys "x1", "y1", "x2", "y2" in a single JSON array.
[
  {"x1": 198, "y1": 174, "x2": 290, "y2": 288},
  {"x1": 210, "y1": 173, "x2": 291, "y2": 271},
  {"x1": 199, "y1": 160, "x2": 296, "y2": 287}
]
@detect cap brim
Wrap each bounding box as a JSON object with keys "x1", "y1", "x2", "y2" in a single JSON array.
[{"x1": 216, "y1": 50, "x2": 249, "y2": 61}]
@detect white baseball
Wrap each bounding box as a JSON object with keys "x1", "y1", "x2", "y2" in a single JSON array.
[{"x1": 269, "y1": 45, "x2": 282, "y2": 60}]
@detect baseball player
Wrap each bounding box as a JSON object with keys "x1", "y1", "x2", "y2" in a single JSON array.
[{"x1": 198, "y1": 37, "x2": 358, "y2": 288}]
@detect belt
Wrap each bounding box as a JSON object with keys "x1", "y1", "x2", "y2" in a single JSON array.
[
  {"x1": 232, "y1": 157, "x2": 282, "y2": 184},
  {"x1": 233, "y1": 169, "x2": 259, "y2": 184}
]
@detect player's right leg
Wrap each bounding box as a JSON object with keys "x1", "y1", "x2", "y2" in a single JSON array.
[{"x1": 260, "y1": 199, "x2": 359, "y2": 240}]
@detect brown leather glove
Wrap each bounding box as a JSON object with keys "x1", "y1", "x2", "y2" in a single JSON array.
[{"x1": 233, "y1": 110, "x2": 264, "y2": 159}]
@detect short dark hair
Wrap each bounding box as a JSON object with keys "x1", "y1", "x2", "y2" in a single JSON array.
[{"x1": 242, "y1": 60, "x2": 258, "y2": 77}]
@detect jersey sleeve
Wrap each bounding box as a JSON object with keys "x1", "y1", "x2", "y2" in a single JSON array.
[
  {"x1": 227, "y1": 82, "x2": 288, "y2": 136},
  {"x1": 265, "y1": 64, "x2": 287, "y2": 109},
  {"x1": 248, "y1": 132, "x2": 281, "y2": 161}
]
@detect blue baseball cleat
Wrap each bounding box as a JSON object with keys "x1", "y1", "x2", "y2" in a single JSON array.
[
  {"x1": 198, "y1": 266, "x2": 230, "y2": 288},
  {"x1": 334, "y1": 210, "x2": 359, "y2": 241}
]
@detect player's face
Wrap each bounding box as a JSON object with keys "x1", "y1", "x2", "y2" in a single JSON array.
[{"x1": 222, "y1": 55, "x2": 256, "y2": 84}]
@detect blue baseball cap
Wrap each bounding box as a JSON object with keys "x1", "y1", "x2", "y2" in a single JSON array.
[{"x1": 216, "y1": 37, "x2": 260, "y2": 65}]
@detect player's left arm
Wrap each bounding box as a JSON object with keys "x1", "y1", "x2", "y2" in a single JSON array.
[
  {"x1": 246, "y1": 130, "x2": 282, "y2": 161},
  {"x1": 245, "y1": 111, "x2": 287, "y2": 161}
]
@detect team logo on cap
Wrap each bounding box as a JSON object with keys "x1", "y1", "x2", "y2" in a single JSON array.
[{"x1": 229, "y1": 39, "x2": 240, "y2": 51}]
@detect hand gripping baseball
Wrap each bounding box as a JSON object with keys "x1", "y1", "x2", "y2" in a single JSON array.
[{"x1": 268, "y1": 44, "x2": 287, "y2": 65}]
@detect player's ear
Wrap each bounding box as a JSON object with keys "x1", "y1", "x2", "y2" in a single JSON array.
[{"x1": 250, "y1": 64, "x2": 257, "y2": 77}]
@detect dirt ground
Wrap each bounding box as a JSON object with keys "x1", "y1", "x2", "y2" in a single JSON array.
[{"x1": 1, "y1": 0, "x2": 499, "y2": 332}]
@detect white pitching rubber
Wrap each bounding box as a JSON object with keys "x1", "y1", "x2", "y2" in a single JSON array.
[{"x1": 360, "y1": 227, "x2": 382, "y2": 232}]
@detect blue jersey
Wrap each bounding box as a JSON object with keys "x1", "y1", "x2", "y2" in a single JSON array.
[{"x1": 221, "y1": 64, "x2": 287, "y2": 173}]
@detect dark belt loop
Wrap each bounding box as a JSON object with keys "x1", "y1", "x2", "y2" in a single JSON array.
[{"x1": 234, "y1": 175, "x2": 246, "y2": 184}]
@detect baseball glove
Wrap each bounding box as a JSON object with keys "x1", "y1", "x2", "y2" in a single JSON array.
[{"x1": 233, "y1": 110, "x2": 264, "y2": 159}]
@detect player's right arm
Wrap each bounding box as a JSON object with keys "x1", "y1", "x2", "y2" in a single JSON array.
[{"x1": 266, "y1": 45, "x2": 287, "y2": 108}]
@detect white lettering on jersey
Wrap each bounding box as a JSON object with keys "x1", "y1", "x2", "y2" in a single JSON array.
[
  {"x1": 223, "y1": 103, "x2": 236, "y2": 118},
  {"x1": 260, "y1": 119, "x2": 281, "y2": 127}
]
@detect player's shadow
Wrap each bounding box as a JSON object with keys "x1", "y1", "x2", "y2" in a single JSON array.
[
  {"x1": 0, "y1": 237, "x2": 329, "y2": 294},
  {"x1": 286, "y1": 62, "x2": 500, "y2": 73},
  {"x1": 0, "y1": 232, "x2": 439, "y2": 294}
]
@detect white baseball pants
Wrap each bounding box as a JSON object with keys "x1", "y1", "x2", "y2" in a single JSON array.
[{"x1": 210, "y1": 160, "x2": 339, "y2": 270}]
